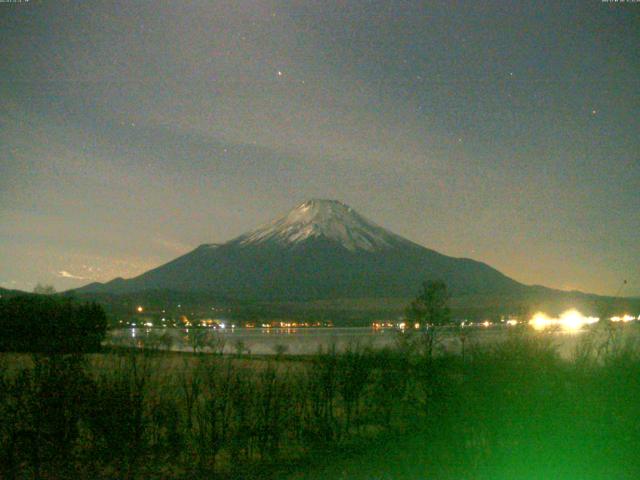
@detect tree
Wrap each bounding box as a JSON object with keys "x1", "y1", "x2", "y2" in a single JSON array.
[
  {"x1": 406, "y1": 280, "x2": 451, "y2": 328},
  {"x1": 0, "y1": 295, "x2": 107, "y2": 353},
  {"x1": 336, "y1": 344, "x2": 370, "y2": 436},
  {"x1": 33, "y1": 284, "x2": 56, "y2": 295},
  {"x1": 405, "y1": 280, "x2": 451, "y2": 358}
]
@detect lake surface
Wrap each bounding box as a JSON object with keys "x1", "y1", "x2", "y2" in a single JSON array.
[{"x1": 107, "y1": 324, "x2": 640, "y2": 359}]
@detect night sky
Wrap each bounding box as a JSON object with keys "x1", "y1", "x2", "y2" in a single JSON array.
[{"x1": 1, "y1": 1, "x2": 638, "y2": 296}]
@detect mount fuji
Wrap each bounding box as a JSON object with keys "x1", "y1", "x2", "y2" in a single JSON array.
[{"x1": 76, "y1": 199, "x2": 527, "y2": 301}]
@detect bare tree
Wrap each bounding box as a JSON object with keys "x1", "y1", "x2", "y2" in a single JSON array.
[
  {"x1": 179, "y1": 358, "x2": 201, "y2": 432},
  {"x1": 336, "y1": 343, "x2": 370, "y2": 436},
  {"x1": 405, "y1": 280, "x2": 451, "y2": 359}
]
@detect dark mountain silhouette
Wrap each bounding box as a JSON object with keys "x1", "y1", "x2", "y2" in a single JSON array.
[{"x1": 75, "y1": 199, "x2": 528, "y2": 301}]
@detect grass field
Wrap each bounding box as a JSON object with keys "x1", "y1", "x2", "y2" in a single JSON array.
[{"x1": 1, "y1": 322, "x2": 639, "y2": 479}]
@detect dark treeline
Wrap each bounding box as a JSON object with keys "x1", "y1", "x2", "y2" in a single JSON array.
[
  {"x1": 0, "y1": 324, "x2": 639, "y2": 479},
  {"x1": 0, "y1": 294, "x2": 107, "y2": 353}
]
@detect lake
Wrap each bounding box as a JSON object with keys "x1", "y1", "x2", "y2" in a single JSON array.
[{"x1": 107, "y1": 324, "x2": 640, "y2": 359}]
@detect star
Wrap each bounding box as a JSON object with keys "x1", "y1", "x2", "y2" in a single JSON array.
[
  {"x1": 591, "y1": 109, "x2": 597, "y2": 115},
  {"x1": 277, "y1": 70, "x2": 283, "y2": 77}
]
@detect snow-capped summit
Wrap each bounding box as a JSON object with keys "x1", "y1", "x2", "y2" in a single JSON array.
[{"x1": 234, "y1": 199, "x2": 411, "y2": 252}]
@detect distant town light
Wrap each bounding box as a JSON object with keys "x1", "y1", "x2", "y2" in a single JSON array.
[{"x1": 136, "y1": 306, "x2": 143, "y2": 313}]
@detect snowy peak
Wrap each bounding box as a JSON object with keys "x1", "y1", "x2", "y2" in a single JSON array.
[{"x1": 234, "y1": 199, "x2": 410, "y2": 252}]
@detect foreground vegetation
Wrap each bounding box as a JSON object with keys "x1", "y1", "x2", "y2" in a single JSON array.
[
  {"x1": 0, "y1": 294, "x2": 106, "y2": 353},
  {"x1": 1, "y1": 321, "x2": 639, "y2": 479}
]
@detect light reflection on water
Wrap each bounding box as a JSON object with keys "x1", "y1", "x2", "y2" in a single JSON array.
[{"x1": 107, "y1": 325, "x2": 639, "y2": 358}]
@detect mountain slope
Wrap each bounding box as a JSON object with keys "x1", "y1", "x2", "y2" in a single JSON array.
[{"x1": 76, "y1": 199, "x2": 526, "y2": 300}]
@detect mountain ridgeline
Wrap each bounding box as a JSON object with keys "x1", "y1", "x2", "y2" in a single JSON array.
[{"x1": 77, "y1": 199, "x2": 526, "y2": 301}]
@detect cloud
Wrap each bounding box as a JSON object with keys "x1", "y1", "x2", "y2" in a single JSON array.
[
  {"x1": 57, "y1": 270, "x2": 88, "y2": 280},
  {"x1": 152, "y1": 237, "x2": 192, "y2": 254}
]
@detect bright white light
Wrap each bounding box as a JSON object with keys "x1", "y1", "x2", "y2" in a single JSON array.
[
  {"x1": 530, "y1": 312, "x2": 552, "y2": 331},
  {"x1": 610, "y1": 315, "x2": 635, "y2": 323},
  {"x1": 559, "y1": 309, "x2": 586, "y2": 331},
  {"x1": 506, "y1": 319, "x2": 518, "y2": 326},
  {"x1": 530, "y1": 309, "x2": 598, "y2": 331}
]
